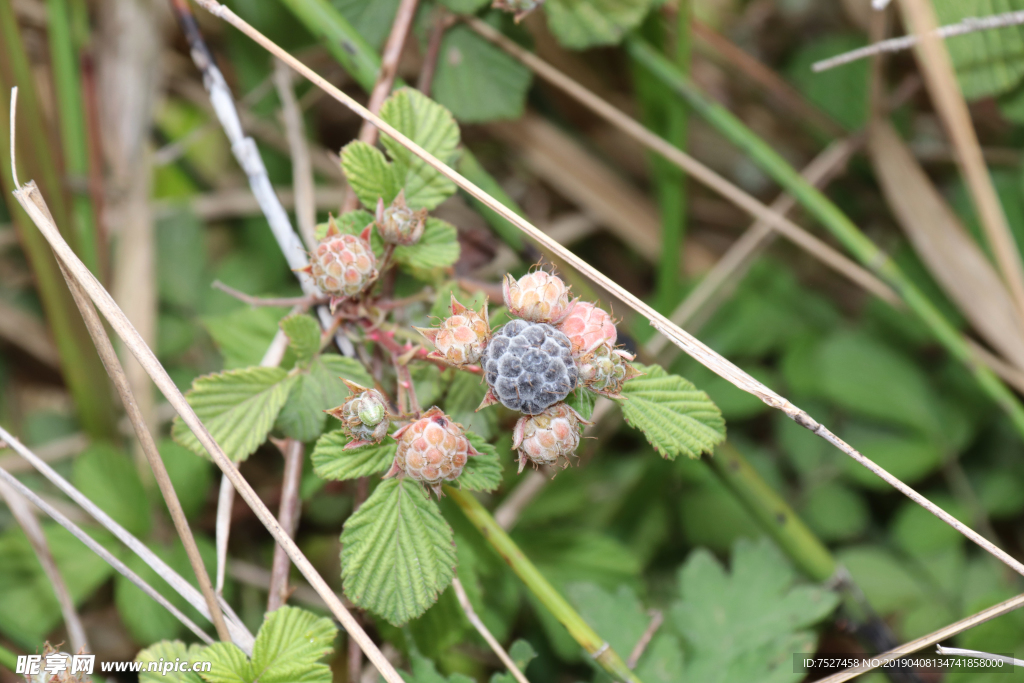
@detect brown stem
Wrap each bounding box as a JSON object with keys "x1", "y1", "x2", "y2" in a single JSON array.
[
  {"x1": 267, "y1": 439, "x2": 305, "y2": 611},
  {"x1": 626, "y1": 610, "x2": 663, "y2": 668},
  {"x1": 341, "y1": 0, "x2": 420, "y2": 213},
  {"x1": 213, "y1": 280, "x2": 318, "y2": 308},
  {"x1": 417, "y1": 10, "x2": 452, "y2": 95}
]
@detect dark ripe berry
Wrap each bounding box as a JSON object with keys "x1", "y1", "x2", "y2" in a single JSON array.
[{"x1": 482, "y1": 319, "x2": 577, "y2": 415}]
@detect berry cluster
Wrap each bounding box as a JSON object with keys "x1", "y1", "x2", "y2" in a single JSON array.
[{"x1": 417, "y1": 268, "x2": 639, "y2": 473}]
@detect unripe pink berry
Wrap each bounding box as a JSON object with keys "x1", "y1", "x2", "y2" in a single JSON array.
[
  {"x1": 386, "y1": 407, "x2": 479, "y2": 498},
  {"x1": 502, "y1": 270, "x2": 577, "y2": 324},
  {"x1": 557, "y1": 301, "x2": 617, "y2": 356},
  {"x1": 302, "y1": 217, "x2": 377, "y2": 311},
  {"x1": 374, "y1": 190, "x2": 427, "y2": 246},
  {"x1": 512, "y1": 403, "x2": 589, "y2": 473},
  {"x1": 416, "y1": 295, "x2": 491, "y2": 367}
]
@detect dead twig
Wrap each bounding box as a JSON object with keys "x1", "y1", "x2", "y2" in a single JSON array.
[
  {"x1": 0, "y1": 478, "x2": 89, "y2": 652},
  {"x1": 813, "y1": 9, "x2": 1024, "y2": 72},
  {"x1": 0, "y1": 461, "x2": 215, "y2": 645},
  {"x1": 267, "y1": 439, "x2": 305, "y2": 611},
  {"x1": 626, "y1": 610, "x2": 663, "y2": 669},
  {"x1": 417, "y1": 10, "x2": 452, "y2": 95},
  {"x1": 274, "y1": 59, "x2": 318, "y2": 251},
  {"x1": 212, "y1": 280, "x2": 317, "y2": 308},
  {"x1": 451, "y1": 577, "x2": 531, "y2": 683}
]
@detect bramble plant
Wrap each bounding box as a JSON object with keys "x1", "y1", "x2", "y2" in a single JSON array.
[{"x1": 169, "y1": 87, "x2": 728, "y2": 629}]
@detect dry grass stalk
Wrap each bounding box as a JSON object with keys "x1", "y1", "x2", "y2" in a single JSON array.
[
  {"x1": 451, "y1": 577, "x2": 531, "y2": 683},
  {"x1": 154, "y1": 186, "x2": 347, "y2": 222},
  {"x1": 274, "y1": 60, "x2": 318, "y2": 251},
  {"x1": 897, "y1": 0, "x2": 1024, "y2": 328},
  {"x1": 9, "y1": 163, "x2": 401, "y2": 682},
  {"x1": 869, "y1": 121, "x2": 1024, "y2": 371},
  {"x1": 186, "y1": 3, "x2": 1024, "y2": 582},
  {"x1": 814, "y1": 8, "x2": 1024, "y2": 72},
  {"x1": 57, "y1": 256, "x2": 232, "y2": 642},
  {"x1": 647, "y1": 137, "x2": 862, "y2": 357},
  {"x1": 0, "y1": 460, "x2": 215, "y2": 646},
  {"x1": 816, "y1": 591, "x2": 1024, "y2": 682},
  {"x1": 0, "y1": 477, "x2": 89, "y2": 652},
  {"x1": 469, "y1": 18, "x2": 899, "y2": 307}
]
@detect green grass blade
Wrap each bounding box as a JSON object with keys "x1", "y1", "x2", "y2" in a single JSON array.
[
  {"x1": 0, "y1": 5, "x2": 118, "y2": 439},
  {"x1": 47, "y1": 0, "x2": 100, "y2": 274}
]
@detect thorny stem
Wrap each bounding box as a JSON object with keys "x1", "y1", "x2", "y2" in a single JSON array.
[
  {"x1": 447, "y1": 487, "x2": 643, "y2": 683},
  {"x1": 190, "y1": 1, "x2": 1024, "y2": 581}
]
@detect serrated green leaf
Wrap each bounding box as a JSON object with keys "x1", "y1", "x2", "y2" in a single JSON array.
[
  {"x1": 444, "y1": 371, "x2": 495, "y2": 439},
  {"x1": 394, "y1": 217, "x2": 460, "y2": 271},
  {"x1": 250, "y1": 606, "x2": 337, "y2": 683},
  {"x1": 276, "y1": 355, "x2": 375, "y2": 442},
  {"x1": 202, "y1": 642, "x2": 252, "y2": 683},
  {"x1": 200, "y1": 607, "x2": 336, "y2": 683},
  {"x1": 341, "y1": 478, "x2": 457, "y2": 625},
  {"x1": 618, "y1": 363, "x2": 725, "y2": 460},
  {"x1": 459, "y1": 433, "x2": 503, "y2": 492},
  {"x1": 433, "y1": 26, "x2": 532, "y2": 123},
  {"x1": 138, "y1": 641, "x2": 207, "y2": 683},
  {"x1": 935, "y1": 0, "x2": 1024, "y2": 100},
  {"x1": 379, "y1": 88, "x2": 460, "y2": 210},
  {"x1": 312, "y1": 430, "x2": 397, "y2": 480},
  {"x1": 281, "y1": 314, "x2": 321, "y2": 364},
  {"x1": 202, "y1": 307, "x2": 290, "y2": 369},
  {"x1": 172, "y1": 367, "x2": 298, "y2": 462},
  {"x1": 341, "y1": 140, "x2": 400, "y2": 209},
  {"x1": 566, "y1": 583, "x2": 649, "y2": 656},
  {"x1": 544, "y1": 0, "x2": 653, "y2": 49},
  {"x1": 671, "y1": 538, "x2": 839, "y2": 683}
]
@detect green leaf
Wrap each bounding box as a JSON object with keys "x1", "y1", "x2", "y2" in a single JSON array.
[
  {"x1": 393, "y1": 217, "x2": 460, "y2": 271},
  {"x1": 276, "y1": 355, "x2": 374, "y2": 442},
  {"x1": 402, "y1": 653, "x2": 476, "y2": 683},
  {"x1": 202, "y1": 307, "x2": 290, "y2": 369},
  {"x1": 489, "y1": 641, "x2": 538, "y2": 683},
  {"x1": 312, "y1": 430, "x2": 397, "y2": 480},
  {"x1": 73, "y1": 442, "x2": 151, "y2": 537},
  {"x1": 172, "y1": 367, "x2": 298, "y2": 462},
  {"x1": 157, "y1": 211, "x2": 206, "y2": 310},
  {"x1": 340, "y1": 478, "x2": 457, "y2": 625},
  {"x1": 799, "y1": 481, "x2": 869, "y2": 542},
  {"x1": 138, "y1": 641, "x2": 207, "y2": 683},
  {"x1": 811, "y1": 331, "x2": 940, "y2": 435},
  {"x1": 201, "y1": 607, "x2": 336, "y2": 683},
  {"x1": 459, "y1": 433, "x2": 503, "y2": 492},
  {"x1": 0, "y1": 524, "x2": 116, "y2": 649},
  {"x1": 438, "y1": 0, "x2": 489, "y2": 12},
  {"x1": 331, "y1": 0, "x2": 401, "y2": 49},
  {"x1": 786, "y1": 35, "x2": 867, "y2": 131},
  {"x1": 618, "y1": 363, "x2": 726, "y2": 460},
  {"x1": 160, "y1": 438, "x2": 214, "y2": 520},
  {"x1": 444, "y1": 371, "x2": 495, "y2": 440},
  {"x1": 891, "y1": 495, "x2": 968, "y2": 558},
  {"x1": 565, "y1": 386, "x2": 595, "y2": 421},
  {"x1": 281, "y1": 314, "x2": 321, "y2": 364},
  {"x1": 544, "y1": 0, "x2": 653, "y2": 49},
  {"x1": 340, "y1": 140, "x2": 400, "y2": 209},
  {"x1": 935, "y1": 0, "x2": 1024, "y2": 100},
  {"x1": 671, "y1": 538, "x2": 839, "y2": 683},
  {"x1": 249, "y1": 606, "x2": 337, "y2": 683},
  {"x1": 432, "y1": 26, "x2": 532, "y2": 123},
  {"x1": 379, "y1": 88, "x2": 460, "y2": 210}
]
